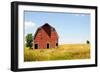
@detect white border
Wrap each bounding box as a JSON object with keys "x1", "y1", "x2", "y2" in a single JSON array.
[{"x1": 18, "y1": 5, "x2": 95, "y2": 68}]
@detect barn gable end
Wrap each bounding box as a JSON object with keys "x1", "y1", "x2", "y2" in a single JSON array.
[{"x1": 33, "y1": 23, "x2": 59, "y2": 49}]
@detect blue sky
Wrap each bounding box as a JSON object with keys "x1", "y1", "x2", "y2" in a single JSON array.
[{"x1": 24, "y1": 11, "x2": 90, "y2": 44}]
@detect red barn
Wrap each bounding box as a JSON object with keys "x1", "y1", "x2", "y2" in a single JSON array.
[{"x1": 33, "y1": 23, "x2": 59, "y2": 49}]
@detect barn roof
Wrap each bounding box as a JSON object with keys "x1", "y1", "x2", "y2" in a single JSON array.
[{"x1": 33, "y1": 23, "x2": 58, "y2": 39}]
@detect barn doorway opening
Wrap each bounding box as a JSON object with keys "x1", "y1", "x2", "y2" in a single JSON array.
[
  {"x1": 47, "y1": 43, "x2": 49, "y2": 48},
  {"x1": 56, "y1": 43, "x2": 58, "y2": 46},
  {"x1": 35, "y1": 44, "x2": 38, "y2": 49}
]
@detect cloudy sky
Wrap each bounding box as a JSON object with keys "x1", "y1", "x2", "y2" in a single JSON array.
[{"x1": 24, "y1": 11, "x2": 90, "y2": 44}]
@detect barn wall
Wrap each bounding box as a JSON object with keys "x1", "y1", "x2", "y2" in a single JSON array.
[
  {"x1": 51, "y1": 31, "x2": 58, "y2": 48},
  {"x1": 33, "y1": 25, "x2": 58, "y2": 49},
  {"x1": 34, "y1": 28, "x2": 51, "y2": 49}
]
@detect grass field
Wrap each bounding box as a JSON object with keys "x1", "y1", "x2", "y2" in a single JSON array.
[{"x1": 24, "y1": 44, "x2": 90, "y2": 62}]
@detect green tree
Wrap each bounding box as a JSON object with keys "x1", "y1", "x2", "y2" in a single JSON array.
[
  {"x1": 86, "y1": 40, "x2": 90, "y2": 44},
  {"x1": 26, "y1": 33, "x2": 33, "y2": 48}
]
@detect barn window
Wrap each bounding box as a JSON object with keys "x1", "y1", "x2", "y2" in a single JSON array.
[
  {"x1": 51, "y1": 28, "x2": 55, "y2": 31},
  {"x1": 34, "y1": 44, "x2": 38, "y2": 49},
  {"x1": 56, "y1": 43, "x2": 58, "y2": 46},
  {"x1": 47, "y1": 43, "x2": 49, "y2": 49}
]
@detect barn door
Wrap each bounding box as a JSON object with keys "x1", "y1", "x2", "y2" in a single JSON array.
[
  {"x1": 35, "y1": 44, "x2": 38, "y2": 49},
  {"x1": 56, "y1": 43, "x2": 58, "y2": 46},
  {"x1": 47, "y1": 43, "x2": 49, "y2": 48}
]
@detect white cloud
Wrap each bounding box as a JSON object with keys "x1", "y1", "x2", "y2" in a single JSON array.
[
  {"x1": 25, "y1": 21, "x2": 36, "y2": 29},
  {"x1": 75, "y1": 14, "x2": 85, "y2": 17},
  {"x1": 75, "y1": 14, "x2": 80, "y2": 16}
]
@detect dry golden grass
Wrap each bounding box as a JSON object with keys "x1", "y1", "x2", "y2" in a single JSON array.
[{"x1": 24, "y1": 44, "x2": 90, "y2": 62}]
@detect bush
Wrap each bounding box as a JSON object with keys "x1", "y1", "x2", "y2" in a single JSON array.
[{"x1": 26, "y1": 33, "x2": 33, "y2": 48}]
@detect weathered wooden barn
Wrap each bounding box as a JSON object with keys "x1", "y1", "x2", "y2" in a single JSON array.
[{"x1": 33, "y1": 23, "x2": 59, "y2": 49}]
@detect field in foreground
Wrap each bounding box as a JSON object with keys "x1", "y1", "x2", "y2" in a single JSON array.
[{"x1": 24, "y1": 44, "x2": 90, "y2": 62}]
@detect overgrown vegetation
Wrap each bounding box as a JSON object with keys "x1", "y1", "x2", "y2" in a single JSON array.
[
  {"x1": 24, "y1": 44, "x2": 90, "y2": 61},
  {"x1": 86, "y1": 40, "x2": 90, "y2": 44},
  {"x1": 25, "y1": 33, "x2": 33, "y2": 48}
]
